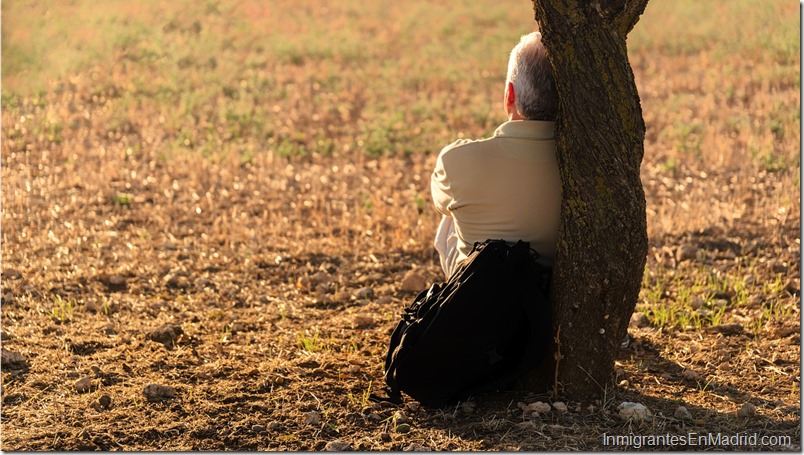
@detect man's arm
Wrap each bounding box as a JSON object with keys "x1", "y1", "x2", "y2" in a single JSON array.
[{"x1": 430, "y1": 148, "x2": 455, "y2": 216}]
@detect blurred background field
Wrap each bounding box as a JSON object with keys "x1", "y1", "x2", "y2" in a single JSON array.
[
  {"x1": 2, "y1": 0, "x2": 798, "y2": 237},
  {"x1": 1, "y1": 0, "x2": 800, "y2": 450}
]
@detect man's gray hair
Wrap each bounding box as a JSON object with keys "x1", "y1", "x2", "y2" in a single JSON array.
[{"x1": 506, "y1": 32, "x2": 557, "y2": 121}]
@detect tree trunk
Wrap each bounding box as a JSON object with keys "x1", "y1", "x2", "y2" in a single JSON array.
[{"x1": 523, "y1": 0, "x2": 650, "y2": 399}]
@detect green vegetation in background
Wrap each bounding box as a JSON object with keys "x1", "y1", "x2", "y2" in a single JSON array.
[
  {"x1": 630, "y1": 0, "x2": 799, "y2": 63},
  {"x1": 1, "y1": 0, "x2": 799, "y2": 163}
]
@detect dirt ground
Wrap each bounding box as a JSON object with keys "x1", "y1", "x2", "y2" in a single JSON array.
[
  {"x1": 1, "y1": 144, "x2": 800, "y2": 450},
  {"x1": 0, "y1": 1, "x2": 800, "y2": 449}
]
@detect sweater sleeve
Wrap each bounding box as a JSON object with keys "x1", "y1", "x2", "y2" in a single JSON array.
[{"x1": 430, "y1": 148, "x2": 453, "y2": 216}]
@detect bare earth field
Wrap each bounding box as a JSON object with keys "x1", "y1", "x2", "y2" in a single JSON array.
[{"x1": 1, "y1": 0, "x2": 800, "y2": 451}]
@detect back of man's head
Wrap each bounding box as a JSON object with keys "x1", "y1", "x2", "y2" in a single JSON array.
[{"x1": 506, "y1": 32, "x2": 557, "y2": 121}]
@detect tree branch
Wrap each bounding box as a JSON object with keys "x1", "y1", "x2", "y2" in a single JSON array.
[{"x1": 610, "y1": 0, "x2": 650, "y2": 36}]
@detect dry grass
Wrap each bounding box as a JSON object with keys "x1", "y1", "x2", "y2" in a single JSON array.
[{"x1": 1, "y1": 0, "x2": 800, "y2": 450}]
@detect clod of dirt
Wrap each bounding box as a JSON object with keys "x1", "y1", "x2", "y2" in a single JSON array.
[
  {"x1": 618, "y1": 402, "x2": 651, "y2": 421},
  {"x1": 629, "y1": 312, "x2": 651, "y2": 328},
  {"x1": 676, "y1": 243, "x2": 699, "y2": 261},
  {"x1": 99, "y1": 394, "x2": 112, "y2": 409},
  {"x1": 404, "y1": 402, "x2": 419, "y2": 413},
  {"x1": 303, "y1": 411, "x2": 321, "y2": 426},
  {"x1": 355, "y1": 286, "x2": 374, "y2": 300},
  {"x1": 674, "y1": 405, "x2": 692, "y2": 421},
  {"x1": 266, "y1": 421, "x2": 280, "y2": 432},
  {"x1": 74, "y1": 376, "x2": 94, "y2": 394},
  {"x1": 324, "y1": 441, "x2": 351, "y2": 451},
  {"x1": 146, "y1": 324, "x2": 183, "y2": 347},
  {"x1": 400, "y1": 270, "x2": 427, "y2": 292},
  {"x1": 393, "y1": 410, "x2": 410, "y2": 424},
  {"x1": 0, "y1": 331, "x2": 9, "y2": 340},
  {"x1": 163, "y1": 273, "x2": 190, "y2": 289},
  {"x1": 516, "y1": 421, "x2": 537, "y2": 430},
  {"x1": 352, "y1": 315, "x2": 375, "y2": 328},
  {"x1": 99, "y1": 273, "x2": 127, "y2": 291},
  {"x1": 458, "y1": 401, "x2": 476, "y2": 415},
  {"x1": 521, "y1": 401, "x2": 551, "y2": 414},
  {"x1": 552, "y1": 402, "x2": 568, "y2": 412},
  {"x1": 142, "y1": 383, "x2": 177, "y2": 402},
  {"x1": 705, "y1": 323, "x2": 743, "y2": 336},
  {"x1": 309, "y1": 271, "x2": 332, "y2": 287},
  {"x1": 1, "y1": 349, "x2": 28, "y2": 369},
  {"x1": 681, "y1": 370, "x2": 700, "y2": 381},
  {"x1": 2, "y1": 268, "x2": 23, "y2": 280},
  {"x1": 737, "y1": 402, "x2": 756, "y2": 418}
]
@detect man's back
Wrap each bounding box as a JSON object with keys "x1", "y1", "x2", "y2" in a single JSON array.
[{"x1": 431, "y1": 119, "x2": 562, "y2": 269}]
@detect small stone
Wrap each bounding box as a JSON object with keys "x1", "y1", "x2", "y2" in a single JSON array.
[
  {"x1": 674, "y1": 406, "x2": 692, "y2": 421},
  {"x1": 404, "y1": 402, "x2": 419, "y2": 413},
  {"x1": 400, "y1": 271, "x2": 427, "y2": 292},
  {"x1": 737, "y1": 402, "x2": 756, "y2": 418},
  {"x1": 395, "y1": 423, "x2": 411, "y2": 434},
  {"x1": 619, "y1": 379, "x2": 630, "y2": 387},
  {"x1": 266, "y1": 421, "x2": 280, "y2": 432},
  {"x1": 303, "y1": 411, "x2": 321, "y2": 426},
  {"x1": 251, "y1": 424, "x2": 265, "y2": 433},
  {"x1": 74, "y1": 376, "x2": 94, "y2": 394},
  {"x1": 99, "y1": 394, "x2": 112, "y2": 409},
  {"x1": 366, "y1": 412, "x2": 382, "y2": 422},
  {"x1": 629, "y1": 311, "x2": 651, "y2": 328},
  {"x1": 0, "y1": 331, "x2": 8, "y2": 340},
  {"x1": 403, "y1": 443, "x2": 428, "y2": 451},
  {"x1": 143, "y1": 383, "x2": 176, "y2": 402},
  {"x1": 552, "y1": 402, "x2": 568, "y2": 412},
  {"x1": 0, "y1": 349, "x2": 27, "y2": 369},
  {"x1": 618, "y1": 402, "x2": 651, "y2": 421},
  {"x1": 677, "y1": 244, "x2": 699, "y2": 261},
  {"x1": 324, "y1": 441, "x2": 351, "y2": 451},
  {"x1": 90, "y1": 365, "x2": 102, "y2": 375},
  {"x1": 355, "y1": 287, "x2": 374, "y2": 300}
]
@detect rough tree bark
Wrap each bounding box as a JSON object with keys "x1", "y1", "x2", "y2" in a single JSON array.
[{"x1": 522, "y1": 0, "x2": 650, "y2": 399}]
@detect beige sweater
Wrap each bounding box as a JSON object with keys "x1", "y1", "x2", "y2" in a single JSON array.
[{"x1": 431, "y1": 120, "x2": 562, "y2": 272}]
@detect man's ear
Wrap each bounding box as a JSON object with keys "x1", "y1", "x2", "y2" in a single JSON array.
[
  {"x1": 506, "y1": 82, "x2": 516, "y2": 108},
  {"x1": 505, "y1": 81, "x2": 517, "y2": 117}
]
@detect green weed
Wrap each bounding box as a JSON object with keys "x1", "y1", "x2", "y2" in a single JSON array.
[
  {"x1": 297, "y1": 331, "x2": 324, "y2": 353},
  {"x1": 50, "y1": 295, "x2": 75, "y2": 323}
]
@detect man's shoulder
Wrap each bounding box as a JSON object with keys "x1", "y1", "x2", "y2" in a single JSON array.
[{"x1": 438, "y1": 136, "x2": 496, "y2": 159}]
